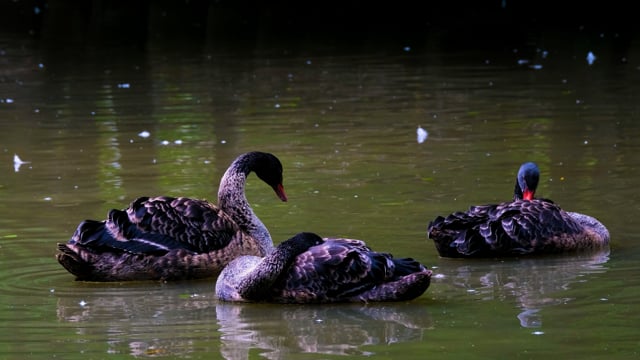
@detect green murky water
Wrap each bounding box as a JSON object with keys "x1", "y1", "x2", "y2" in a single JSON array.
[{"x1": 1, "y1": 31, "x2": 639, "y2": 359}]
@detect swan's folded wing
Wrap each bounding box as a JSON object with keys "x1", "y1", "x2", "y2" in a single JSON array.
[
  {"x1": 278, "y1": 239, "x2": 394, "y2": 302},
  {"x1": 125, "y1": 196, "x2": 241, "y2": 253},
  {"x1": 477, "y1": 200, "x2": 583, "y2": 254},
  {"x1": 70, "y1": 208, "x2": 200, "y2": 255}
]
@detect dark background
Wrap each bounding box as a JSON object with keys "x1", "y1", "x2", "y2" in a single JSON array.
[{"x1": 1, "y1": 0, "x2": 637, "y2": 51}]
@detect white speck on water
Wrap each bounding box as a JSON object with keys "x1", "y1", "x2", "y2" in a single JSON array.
[
  {"x1": 79, "y1": 300, "x2": 88, "y2": 307},
  {"x1": 403, "y1": 46, "x2": 411, "y2": 52},
  {"x1": 5, "y1": 98, "x2": 14, "y2": 104},
  {"x1": 306, "y1": 60, "x2": 312, "y2": 65},
  {"x1": 38, "y1": 63, "x2": 44, "y2": 69},
  {"x1": 138, "y1": 130, "x2": 150, "y2": 138},
  {"x1": 529, "y1": 64, "x2": 543, "y2": 70},
  {"x1": 433, "y1": 273, "x2": 446, "y2": 279},
  {"x1": 174, "y1": 139, "x2": 183, "y2": 145},
  {"x1": 203, "y1": 160, "x2": 211, "y2": 164},
  {"x1": 417, "y1": 126, "x2": 428, "y2": 143},
  {"x1": 314, "y1": 318, "x2": 323, "y2": 323},
  {"x1": 586, "y1": 51, "x2": 597, "y2": 65},
  {"x1": 517, "y1": 59, "x2": 529, "y2": 65},
  {"x1": 43, "y1": 197, "x2": 52, "y2": 201},
  {"x1": 600, "y1": 297, "x2": 609, "y2": 301},
  {"x1": 161, "y1": 140, "x2": 170, "y2": 145},
  {"x1": 532, "y1": 331, "x2": 545, "y2": 335},
  {"x1": 49, "y1": 288, "x2": 55, "y2": 293},
  {"x1": 13, "y1": 154, "x2": 30, "y2": 172},
  {"x1": 274, "y1": 103, "x2": 280, "y2": 108},
  {"x1": 117, "y1": 83, "x2": 131, "y2": 89},
  {"x1": 220, "y1": 139, "x2": 227, "y2": 144},
  {"x1": 584, "y1": 140, "x2": 589, "y2": 145}
]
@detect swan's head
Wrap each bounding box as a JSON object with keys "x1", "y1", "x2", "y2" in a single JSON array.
[
  {"x1": 250, "y1": 152, "x2": 288, "y2": 202},
  {"x1": 514, "y1": 162, "x2": 539, "y2": 201},
  {"x1": 279, "y1": 232, "x2": 324, "y2": 254}
]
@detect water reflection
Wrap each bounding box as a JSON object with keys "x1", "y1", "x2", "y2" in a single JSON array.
[
  {"x1": 216, "y1": 302, "x2": 432, "y2": 358},
  {"x1": 434, "y1": 250, "x2": 610, "y2": 328},
  {"x1": 54, "y1": 282, "x2": 432, "y2": 358},
  {"x1": 55, "y1": 281, "x2": 217, "y2": 357}
]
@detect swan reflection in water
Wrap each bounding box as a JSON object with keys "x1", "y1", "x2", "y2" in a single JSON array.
[
  {"x1": 215, "y1": 302, "x2": 433, "y2": 359},
  {"x1": 432, "y1": 249, "x2": 610, "y2": 328},
  {"x1": 55, "y1": 281, "x2": 432, "y2": 358}
]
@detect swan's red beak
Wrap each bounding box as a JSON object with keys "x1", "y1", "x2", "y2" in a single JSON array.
[
  {"x1": 523, "y1": 189, "x2": 534, "y2": 201},
  {"x1": 274, "y1": 184, "x2": 288, "y2": 202}
]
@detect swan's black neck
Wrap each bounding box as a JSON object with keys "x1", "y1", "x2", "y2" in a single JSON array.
[
  {"x1": 217, "y1": 153, "x2": 274, "y2": 255},
  {"x1": 237, "y1": 232, "x2": 323, "y2": 301}
]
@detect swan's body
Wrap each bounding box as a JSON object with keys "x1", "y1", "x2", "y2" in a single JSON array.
[
  {"x1": 216, "y1": 232, "x2": 432, "y2": 303},
  {"x1": 427, "y1": 162, "x2": 609, "y2": 258},
  {"x1": 56, "y1": 151, "x2": 287, "y2": 281}
]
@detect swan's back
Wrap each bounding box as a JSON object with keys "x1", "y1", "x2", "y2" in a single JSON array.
[
  {"x1": 123, "y1": 196, "x2": 242, "y2": 253},
  {"x1": 428, "y1": 199, "x2": 610, "y2": 257},
  {"x1": 57, "y1": 196, "x2": 265, "y2": 281},
  {"x1": 270, "y1": 238, "x2": 431, "y2": 303}
]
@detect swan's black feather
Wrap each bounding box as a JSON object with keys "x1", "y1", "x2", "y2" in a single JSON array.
[{"x1": 428, "y1": 162, "x2": 609, "y2": 257}]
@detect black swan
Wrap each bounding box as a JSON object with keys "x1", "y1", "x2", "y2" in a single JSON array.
[
  {"x1": 427, "y1": 162, "x2": 610, "y2": 257},
  {"x1": 215, "y1": 232, "x2": 432, "y2": 303},
  {"x1": 56, "y1": 151, "x2": 287, "y2": 281}
]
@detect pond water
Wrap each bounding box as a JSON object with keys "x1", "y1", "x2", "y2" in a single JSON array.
[{"x1": 1, "y1": 28, "x2": 639, "y2": 359}]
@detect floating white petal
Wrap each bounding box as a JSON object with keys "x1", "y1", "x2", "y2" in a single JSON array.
[
  {"x1": 417, "y1": 126, "x2": 428, "y2": 143},
  {"x1": 13, "y1": 154, "x2": 30, "y2": 172}
]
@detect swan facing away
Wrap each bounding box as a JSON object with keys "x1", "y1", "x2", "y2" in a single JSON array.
[
  {"x1": 215, "y1": 232, "x2": 432, "y2": 303},
  {"x1": 427, "y1": 162, "x2": 610, "y2": 258},
  {"x1": 56, "y1": 151, "x2": 287, "y2": 281}
]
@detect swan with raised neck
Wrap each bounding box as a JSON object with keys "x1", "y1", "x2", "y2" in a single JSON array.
[
  {"x1": 55, "y1": 151, "x2": 287, "y2": 281},
  {"x1": 218, "y1": 151, "x2": 287, "y2": 256}
]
